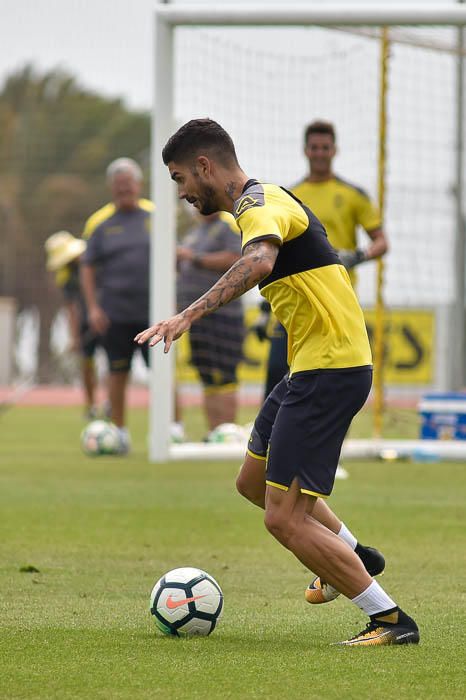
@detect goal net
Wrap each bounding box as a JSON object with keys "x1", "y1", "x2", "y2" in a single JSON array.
[{"x1": 150, "y1": 5, "x2": 466, "y2": 462}]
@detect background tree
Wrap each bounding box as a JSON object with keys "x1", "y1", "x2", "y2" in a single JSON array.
[{"x1": 0, "y1": 66, "x2": 150, "y2": 381}]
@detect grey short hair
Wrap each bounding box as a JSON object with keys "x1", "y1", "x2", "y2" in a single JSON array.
[{"x1": 106, "y1": 157, "x2": 143, "y2": 183}]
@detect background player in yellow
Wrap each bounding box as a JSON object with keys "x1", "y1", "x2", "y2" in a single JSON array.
[
  {"x1": 292, "y1": 119, "x2": 388, "y2": 283},
  {"x1": 256, "y1": 119, "x2": 388, "y2": 398},
  {"x1": 135, "y1": 118, "x2": 419, "y2": 647}
]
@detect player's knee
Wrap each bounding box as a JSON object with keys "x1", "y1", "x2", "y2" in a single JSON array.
[{"x1": 264, "y1": 509, "x2": 296, "y2": 547}]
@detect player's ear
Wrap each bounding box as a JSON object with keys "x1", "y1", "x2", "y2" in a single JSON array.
[{"x1": 196, "y1": 155, "x2": 211, "y2": 177}]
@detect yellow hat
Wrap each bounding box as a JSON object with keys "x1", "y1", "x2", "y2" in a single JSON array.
[{"x1": 44, "y1": 231, "x2": 86, "y2": 271}]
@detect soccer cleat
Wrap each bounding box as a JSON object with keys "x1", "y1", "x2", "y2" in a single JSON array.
[
  {"x1": 305, "y1": 577, "x2": 340, "y2": 604},
  {"x1": 355, "y1": 544, "x2": 386, "y2": 577},
  {"x1": 336, "y1": 609, "x2": 420, "y2": 647},
  {"x1": 305, "y1": 544, "x2": 385, "y2": 604}
]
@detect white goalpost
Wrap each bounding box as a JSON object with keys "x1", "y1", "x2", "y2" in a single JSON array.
[{"x1": 150, "y1": 3, "x2": 466, "y2": 463}]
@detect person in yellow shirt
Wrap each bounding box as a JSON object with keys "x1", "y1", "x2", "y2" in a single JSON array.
[
  {"x1": 259, "y1": 120, "x2": 388, "y2": 398},
  {"x1": 292, "y1": 119, "x2": 388, "y2": 283},
  {"x1": 135, "y1": 118, "x2": 418, "y2": 647}
]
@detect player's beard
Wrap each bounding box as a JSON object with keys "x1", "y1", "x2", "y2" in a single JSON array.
[{"x1": 198, "y1": 183, "x2": 220, "y2": 215}]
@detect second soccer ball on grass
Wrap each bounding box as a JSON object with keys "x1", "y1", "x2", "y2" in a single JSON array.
[
  {"x1": 80, "y1": 420, "x2": 121, "y2": 456},
  {"x1": 207, "y1": 423, "x2": 247, "y2": 444}
]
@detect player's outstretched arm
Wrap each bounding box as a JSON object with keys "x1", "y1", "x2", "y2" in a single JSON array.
[{"x1": 134, "y1": 239, "x2": 278, "y2": 353}]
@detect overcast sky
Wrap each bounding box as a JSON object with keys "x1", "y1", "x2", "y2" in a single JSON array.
[{"x1": 0, "y1": 0, "x2": 459, "y2": 110}]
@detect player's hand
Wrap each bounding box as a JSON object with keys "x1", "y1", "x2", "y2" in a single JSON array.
[
  {"x1": 337, "y1": 248, "x2": 367, "y2": 270},
  {"x1": 134, "y1": 313, "x2": 192, "y2": 353},
  {"x1": 88, "y1": 305, "x2": 109, "y2": 335},
  {"x1": 176, "y1": 246, "x2": 194, "y2": 263}
]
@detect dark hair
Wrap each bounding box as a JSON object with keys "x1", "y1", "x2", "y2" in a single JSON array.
[
  {"x1": 304, "y1": 120, "x2": 336, "y2": 145},
  {"x1": 162, "y1": 118, "x2": 239, "y2": 167}
]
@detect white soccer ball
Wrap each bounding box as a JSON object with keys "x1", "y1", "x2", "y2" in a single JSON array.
[
  {"x1": 80, "y1": 420, "x2": 121, "y2": 456},
  {"x1": 150, "y1": 567, "x2": 223, "y2": 637},
  {"x1": 207, "y1": 423, "x2": 247, "y2": 444}
]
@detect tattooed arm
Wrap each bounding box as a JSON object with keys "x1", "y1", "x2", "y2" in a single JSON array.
[
  {"x1": 185, "y1": 239, "x2": 278, "y2": 318},
  {"x1": 135, "y1": 239, "x2": 279, "y2": 353}
]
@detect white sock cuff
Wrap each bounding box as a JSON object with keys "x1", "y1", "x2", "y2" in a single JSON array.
[
  {"x1": 351, "y1": 580, "x2": 396, "y2": 617},
  {"x1": 338, "y1": 522, "x2": 358, "y2": 550}
]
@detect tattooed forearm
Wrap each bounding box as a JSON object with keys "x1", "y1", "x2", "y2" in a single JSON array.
[{"x1": 182, "y1": 239, "x2": 279, "y2": 323}]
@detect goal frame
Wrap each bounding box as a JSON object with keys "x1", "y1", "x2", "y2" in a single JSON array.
[{"x1": 150, "y1": 3, "x2": 466, "y2": 462}]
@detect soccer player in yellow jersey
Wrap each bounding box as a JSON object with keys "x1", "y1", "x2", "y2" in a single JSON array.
[
  {"x1": 135, "y1": 119, "x2": 419, "y2": 646},
  {"x1": 257, "y1": 120, "x2": 390, "y2": 596}
]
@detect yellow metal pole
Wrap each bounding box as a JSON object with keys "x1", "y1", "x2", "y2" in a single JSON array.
[{"x1": 373, "y1": 27, "x2": 390, "y2": 438}]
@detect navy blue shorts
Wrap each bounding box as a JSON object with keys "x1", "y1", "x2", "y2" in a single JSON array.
[
  {"x1": 102, "y1": 322, "x2": 149, "y2": 373},
  {"x1": 248, "y1": 367, "x2": 372, "y2": 498}
]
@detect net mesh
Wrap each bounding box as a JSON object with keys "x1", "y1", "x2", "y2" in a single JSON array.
[
  {"x1": 166, "y1": 24, "x2": 466, "y2": 444},
  {"x1": 175, "y1": 26, "x2": 459, "y2": 309}
]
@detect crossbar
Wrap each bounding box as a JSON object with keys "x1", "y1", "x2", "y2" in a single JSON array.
[{"x1": 155, "y1": 3, "x2": 466, "y2": 27}]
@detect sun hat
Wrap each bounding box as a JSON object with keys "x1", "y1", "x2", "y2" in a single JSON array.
[{"x1": 44, "y1": 231, "x2": 86, "y2": 271}]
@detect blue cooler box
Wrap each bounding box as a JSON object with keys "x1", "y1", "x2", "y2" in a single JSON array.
[{"x1": 418, "y1": 393, "x2": 466, "y2": 440}]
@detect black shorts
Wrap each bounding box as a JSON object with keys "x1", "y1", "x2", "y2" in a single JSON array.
[
  {"x1": 189, "y1": 314, "x2": 244, "y2": 391},
  {"x1": 248, "y1": 367, "x2": 372, "y2": 498},
  {"x1": 102, "y1": 321, "x2": 149, "y2": 373}
]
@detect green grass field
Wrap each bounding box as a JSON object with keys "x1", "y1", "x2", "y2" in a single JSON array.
[{"x1": 1, "y1": 404, "x2": 465, "y2": 699}]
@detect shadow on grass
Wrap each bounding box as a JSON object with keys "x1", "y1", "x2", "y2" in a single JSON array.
[{"x1": 138, "y1": 627, "x2": 331, "y2": 652}]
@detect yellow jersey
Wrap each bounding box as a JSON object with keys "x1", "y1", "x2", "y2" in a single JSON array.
[
  {"x1": 233, "y1": 180, "x2": 372, "y2": 375},
  {"x1": 291, "y1": 177, "x2": 381, "y2": 286}
]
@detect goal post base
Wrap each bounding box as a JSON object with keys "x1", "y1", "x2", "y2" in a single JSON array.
[{"x1": 169, "y1": 439, "x2": 466, "y2": 462}]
